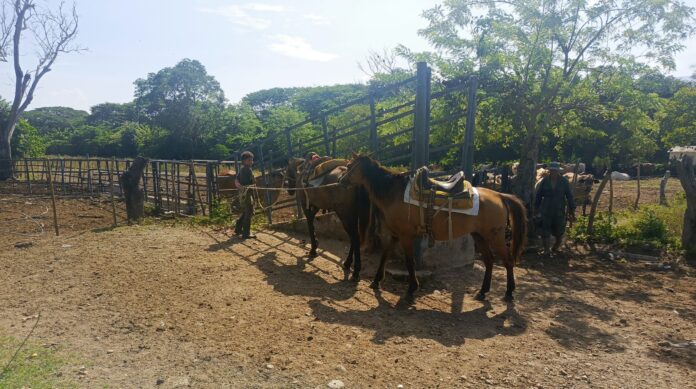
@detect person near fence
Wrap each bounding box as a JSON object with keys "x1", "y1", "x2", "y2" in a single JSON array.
[
  {"x1": 535, "y1": 161, "x2": 576, "y2": 256},
  {"x1": 234, "y1": 151, "x2": 256, "y2": 239}
]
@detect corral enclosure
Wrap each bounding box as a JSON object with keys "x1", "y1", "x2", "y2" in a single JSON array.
[{"x1": 1, "y1": 176, "x2": 695, "y2": 387}]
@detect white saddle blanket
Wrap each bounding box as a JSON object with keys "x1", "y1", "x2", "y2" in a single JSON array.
[{"x1": 403, "y1": 180, "x2": 480, "y2": 216}]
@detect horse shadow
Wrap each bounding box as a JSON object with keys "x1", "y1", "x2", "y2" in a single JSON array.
[
  {"x1": 254, "y1": 251, "x2": 359, "y2": 302},
  {"x1": 307, "y1": 290, "x2": 526, "y2": 347}
]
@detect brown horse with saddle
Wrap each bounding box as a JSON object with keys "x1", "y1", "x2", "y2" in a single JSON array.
[
  {"x1": 340, "y1": 154, "x2": 528, "y2": 301},
  {"x1": 286, "y1": 154, "x2": 371, "y2": 281}
]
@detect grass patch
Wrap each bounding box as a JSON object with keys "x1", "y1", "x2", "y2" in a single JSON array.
[
  {"x1": 0, "y1": 331, "x2": 76, "y2": 388},
  {"x1": 569, "y1": 194, "x2": 686, "y2": 253}
]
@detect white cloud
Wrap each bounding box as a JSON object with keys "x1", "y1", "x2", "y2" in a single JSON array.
[
  {"x1": 199, "y1": 3, "x2": 285, "y2": 30},
  {"x1": 247, "y1": 4, "x2": 285, "y2": 12},
  {"x1": 268, "y1": 35, "x2": 337, "y2": 62},
  {"x1": 303, "y1": 13, "x2": 329, "y2": 25}
]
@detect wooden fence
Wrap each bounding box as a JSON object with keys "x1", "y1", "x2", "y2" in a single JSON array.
[
  {"x1": 0, "y1": 156, "x2": 297, "y2": 224},
  {"x1": 1, "y1": 62, "x2": 479, "y2": 226}
]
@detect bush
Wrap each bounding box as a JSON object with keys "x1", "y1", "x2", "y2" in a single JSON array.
[{"x1": 568, "y1": 213, "x2": 616, "y2": 244}]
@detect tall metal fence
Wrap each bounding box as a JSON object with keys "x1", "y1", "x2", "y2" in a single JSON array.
[{"x1": 235, "y1": 62, "x2": 478, "y2": 177}]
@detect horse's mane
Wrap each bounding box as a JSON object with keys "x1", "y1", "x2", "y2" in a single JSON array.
[{"x1": 360, "y1": 156, "x2": 409, "y2": 200}]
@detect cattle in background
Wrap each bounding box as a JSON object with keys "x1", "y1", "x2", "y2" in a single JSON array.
[
  {"x1": 562, "y1": 162, "x2": 586, "y2": 174},
  {"x1": 631, "y1": 163, "x2": 655, "y2": 177},
  {"x1": 217, "y1": 169, "x2": 285, "y2": 210},
  {"x1": 563, "y1": 172, "x2": 598, "y2": 215}
]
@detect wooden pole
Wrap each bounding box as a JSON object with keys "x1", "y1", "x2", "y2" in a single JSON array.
[
  {"x1": 86, "y1": 156, "x2": 93, "y2": 195},
  {"x1": 175, "y1": 162, "x2": 181, "y2": 216},
  {"x1": 321, "y1": 116, "x2": 331, "y2": 156},
  {"x1": 413, "y1": 61, "x2": 431, "y2": 170},
  {"x1": 609, "y1": 173, "x2": 614, "y2": 215},
  {"x1": 97, "y1": 159, "x2": 103, "y2": 194},
  {"x1": 60, "y1": 159, "x2": 65, "y2": 193},
  {"x1": 188, "y1": 161, "x2": 196, "y2": 215},
  {"x1": 107, "y1": 158, "x2": 118, "y2": 227},
  {"x1": 634, "y1": 160, "x2": 641, "y2": 210},
  {"x1": 24, "y1": 159, "x2": 31, "y2": 194},
  {"x1": 587, "y1": 167, "x2": 611, "y2": 239},
  {"x1": 461, "y1": 75, "x2": 478, "y2": 178},
  {"x1": 659, "y1": 170, "x2": 669, "y2": 206},
  {"x1": 45, "y1": 160, "x2": 60, "y2": 236}
]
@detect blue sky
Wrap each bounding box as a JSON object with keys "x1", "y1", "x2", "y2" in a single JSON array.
[{"x1": 1, "y1": 0, "x2": 695, "y2": 111}]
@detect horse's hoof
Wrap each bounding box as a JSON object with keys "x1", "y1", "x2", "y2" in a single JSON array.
[
  {"x1": 308, "y1": 250, "x2": 318, "y2": 258},
  {"x1": 503, "y1": 293, "x2": 514, "y2": 302},
  {"x1": 370, "y1": 281, "x2": 381, "y2": 290},
  {"x1": 350, "y1": 275, "x2": 360, "y2": 283},
  {"x1": 475, "y1": 292, "x2": 486, "y2": 301}
]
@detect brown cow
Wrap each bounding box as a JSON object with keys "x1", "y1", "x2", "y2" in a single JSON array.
[{"x1": 563, "y1": 172, "x2": 597, "y2": 215}]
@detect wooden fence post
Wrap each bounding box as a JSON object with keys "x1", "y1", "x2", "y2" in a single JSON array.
[
  {"x1": 86, "y1": 155, "x2": 93, "y2": 195},
  {"x1": 588, "y1": 167, "x2": 611, "y2": 239},
  {"x1": 24, "y1": 159, "x2": 31, "y2": 194},
  {"x1": 188, "y1": 161, "x2": 196, "y2": 215},
  {"x1": 285, "y1": 128, "x2": 293, "y2": 157},
  {"x1": 44, "y1": 159, "x2": 59, "y2": 236},
  {"x1": 461, "y1": 75, "x2": 478, "y2": 179},
  {"x1": 660, "y1": 170, "x2": 670, "y2": 206},
  {"x1": 412, "y1": 61, "x2": 431, "y2": 170},
  {"x1": 634, "y1": 160, "x2": 641, "y2": 209},
  {"x1": 107, "y1": 158, "x2": 118, "y2": 227},
  {"x1": 151, "y1": 161, "x2": 161, "y2": 213},
  {"x1": 321, "y1": 115, "x2": 331, "y2": 156}
]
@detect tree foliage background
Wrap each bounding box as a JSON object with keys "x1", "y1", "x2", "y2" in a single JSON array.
[{"x1": 1, "y1": 1, "x2": 694, "y2": 178}]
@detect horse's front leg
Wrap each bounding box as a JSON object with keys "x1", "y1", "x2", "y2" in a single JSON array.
[{"x1": 371, "y1": 236, "x2": 397, "y2": 290}]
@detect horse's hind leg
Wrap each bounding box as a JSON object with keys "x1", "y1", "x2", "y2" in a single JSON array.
[
  {"x1": 400, "y1": 239, "x2": 419, "y2": 298},
  {"x1": 338, "y1": 212, "x2": 360, "y2": 282},
  {"x1": 490, "y1": 234, "x2": 516, "y2": 301},
  {"x1": 305, "y1": 206, "x2": 320, "y2": 257},
  {"x1": 472, "y1": 234, "x2": 494, "y2": 301}
]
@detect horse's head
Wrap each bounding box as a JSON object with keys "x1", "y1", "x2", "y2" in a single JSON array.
[{"x1": 340, "y1": 152, "x2": 374, "y2": 187}]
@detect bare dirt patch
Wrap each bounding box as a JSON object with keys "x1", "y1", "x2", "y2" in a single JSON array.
[{"x1": 1, "y1": 221, "x2": 694, "y2": 388}]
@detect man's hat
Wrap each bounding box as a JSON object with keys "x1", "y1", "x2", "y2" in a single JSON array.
[{"x1": 548, "y1": 161, "x2": 562, "y2": 171}]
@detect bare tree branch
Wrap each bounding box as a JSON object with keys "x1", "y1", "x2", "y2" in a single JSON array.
[{"x1": 0, "y1": 0, "x2": 80, "y2": 180}]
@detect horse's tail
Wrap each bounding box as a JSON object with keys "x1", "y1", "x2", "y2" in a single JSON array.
[
  {"x1": 357, "y1": 186, "x2": 371, "y2": 246},
  {"x1": 501, "y1": 193, "x2": 528, "y2": 264}
]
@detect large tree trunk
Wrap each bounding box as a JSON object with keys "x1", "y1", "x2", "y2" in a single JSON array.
[
  {"x1": 0, "y1": 126, "x2": 14, "y2": 180},
  {"x1": 513, "y1": 122, "x2": 543, "y2": 239},
  {"x1": 120, "y1": 156, "x2": 149, "y2": 223},
  {"x1": 675, "y1": 156, "x2": 696, "y2": 259}
]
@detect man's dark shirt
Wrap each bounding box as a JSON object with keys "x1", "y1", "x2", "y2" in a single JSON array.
[
  {"x1": 238, "y1": 165, "x2": 254, "y2": 186},
  {"x1": 534, "y1": 175, "x2": 576, "y2": 215}
]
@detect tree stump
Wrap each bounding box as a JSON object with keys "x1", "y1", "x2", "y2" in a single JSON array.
[
  {"x1": 120, "y1": 157, "x2": 148, "y2": 223},
  {"x1": 675, "y1": 156, "x2": 696, "y2": 258}
]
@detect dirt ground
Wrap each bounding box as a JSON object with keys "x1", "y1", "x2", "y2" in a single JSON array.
[{"x1": 1, "y1": 178, "x2": 695, "y2": 388}]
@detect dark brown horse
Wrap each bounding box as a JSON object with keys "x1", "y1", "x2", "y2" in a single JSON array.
[
  {"x1": 286, "y1": 157, "x2": 371, "y2": 281},
  {"x1": 340, "y1": 154, "x2": 528, "y2": 301}
]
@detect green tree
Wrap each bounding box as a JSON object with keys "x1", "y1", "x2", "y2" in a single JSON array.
[
  {"x1": 23, "y1": 106, "x2": 88, "y2": 136},
  {"x1": 134, "y1": 59, "x2": 226, "y2": 158},
  {"x1": 662, "y1": 86, "x2": 696, "y2": 147},
  {"x1": 416, "y1": 0, "x2": 695, "y2": 205}
]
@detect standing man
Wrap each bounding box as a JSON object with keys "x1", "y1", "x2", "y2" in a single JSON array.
[
  {"x1": 535, "y1": 161, "x2": 576, "y2": 255},
  {"x1": 234, "y1": 151, "x2": 255, "y2": 239}
]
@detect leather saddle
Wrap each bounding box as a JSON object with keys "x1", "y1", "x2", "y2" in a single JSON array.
[{"x1": 415, "y1": 167, "x2": 466, "y2": 195}]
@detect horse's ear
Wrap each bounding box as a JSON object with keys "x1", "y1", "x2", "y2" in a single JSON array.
[
  {"x1": 351, "y1": 151, "x2": 359, "y2": 159},
  {"x1": 366, "y1": 152, "x2": 375, "y2": 159}
]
